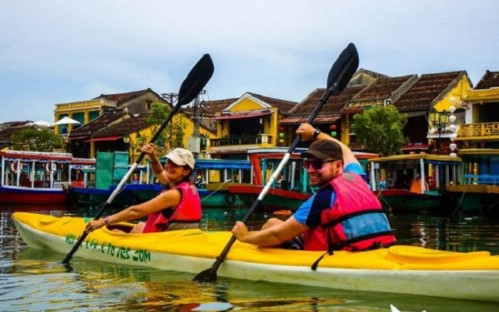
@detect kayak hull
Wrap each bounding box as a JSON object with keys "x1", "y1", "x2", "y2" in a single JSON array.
[{"x1": 12, "y1": 212, "x2": 499, "y2": 302}]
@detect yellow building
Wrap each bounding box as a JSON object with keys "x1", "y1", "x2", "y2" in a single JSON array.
[
  {"x1": 455, "y1": 70, "x2": 499, "y2": 146},
  {"x1": 53, "y1": 99, "x2": 111, "y2": 135},
  {"x1": 202, "y1": 92, "x2": 297, "y2": 158}
]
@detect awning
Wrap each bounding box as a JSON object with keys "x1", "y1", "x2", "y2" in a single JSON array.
[
  {"x1": 210, "y1": 110, "x2": 272, "y2": 120},
  {"x1": 427, "y1": 129, "x2": 458, "y2": 139},
  {"x1": 402, "y1": 143, "x2": 430, "y2": 151},
  {"x1": 427, "y1": 133, "x2": 456, "y2": 139},
  {"x1": 68, "y1": 135, "x2": 90, "y2": 141},
  {"x1": 279, "y1": 116, "x2": 339, "y2": 125},
  {"x1": 86, "y1": 136, "x2": 122, "y2": 143}
]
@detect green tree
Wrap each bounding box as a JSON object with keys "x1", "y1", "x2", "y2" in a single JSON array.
[
  {"x1": 10, "y1": 128, "x2": 64, "y2": 152},
  {"x1": 351, "y1": 105, "x2": 407, "y2": 156},
  {"x1": 146, "y1": 102, "x2": 186, "y2": 154}
]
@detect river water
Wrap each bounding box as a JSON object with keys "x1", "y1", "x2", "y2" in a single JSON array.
[{"x1": 1, "y1": 205, "x2": 498, "y2": 311}]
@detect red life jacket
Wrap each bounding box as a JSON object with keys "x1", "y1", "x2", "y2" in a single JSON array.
[
  {"x1": 143, "y1": 181, "x2": 202, "y2": 233},
  {"x1": 304, "y1": 172, "x2": 396, "y2": 251}
]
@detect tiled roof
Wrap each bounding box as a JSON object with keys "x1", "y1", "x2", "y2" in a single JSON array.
[
  {"x1": 199, "y1": 93, "x2": 297, "y2": 115},
  {"x1": 394, "y1": 71, "x2": 465, "y2": 112},
  {"x1": 199, "y1": 98, "x2": 238, "y2": 116},
  {"x1": 247, "y1": 92, "x2": 297, "y2": 113},
  {"x1": 69, "y1": 109, "x2": 126, "y2": 140},
  {"x1": 475, "y1": 70, "x2": 499, "y2": 89},
  {"x1": 0, "y1": 121, "x2": 32, "y2": 130},
  {"x1": 288, "y1": 85, "x2": 366, "y2": 118},
  {"x1": 349, "y1": 68, "x2": 387, "y2": 85},
  {"x1": 94, "y1": 88, "x2": 165, "y2": 105},
  {"x1": 352, "y1": 75, "x2": 416, "y2": 102},
  {"x1": 283, "y1": 70, "x2": 469, "y2": 120},
  {"x1": 0, "y1": 121, "x2": 32, "y2": 148},
  {"x1": 92, "y1": 114, "x2": 151, "y2": 139}
]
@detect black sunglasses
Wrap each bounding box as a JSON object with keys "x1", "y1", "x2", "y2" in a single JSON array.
[{"x1": 302, "y1": 159, "x2": 337, "y2": 170}]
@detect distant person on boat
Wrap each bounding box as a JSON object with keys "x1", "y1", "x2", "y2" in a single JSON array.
[
  {"x1": 409, "y1": 174, "x2": 429, "y2": 194},
  {"x1": 85, "y1": 144, "x2": 202, "y2": 234},
  {"x1": 277, "y1": 174, "x2": 289, "y2": 190},
  {"x1": 232, "y1": 123, "x2": 396, "y2": 252},
  {"x1": 9, "y1": 161, "x2": 28, "y2": 186},
  {"x1": 195, "y1": 172, "x2": 205, "y2": 188}
]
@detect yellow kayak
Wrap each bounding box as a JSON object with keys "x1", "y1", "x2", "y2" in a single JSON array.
[{"x1": 12, "y1": 212, "x2": 499, "y2": 303}]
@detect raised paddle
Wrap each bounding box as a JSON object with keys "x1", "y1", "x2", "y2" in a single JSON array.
[
  {"x1": 193, "y1": 43, "x2": 359, "y2": 283},
  {"x1": 62, "y1": 54, "x2": 215, "y2": 264}
]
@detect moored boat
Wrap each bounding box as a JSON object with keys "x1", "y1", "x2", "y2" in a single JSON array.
[
  {"x1": 12, "y1": 211, "x2": 499, "y2": 303},
  {"x1": 68, "y1": 151, "x2": 159, "y2": 207},
  {"x1": 0, "y1": 150, "x2": 95, "y2": 205},
  {"x1": 446, "y1": 148, "x2": 499, "y2": 214},
  {"x1": 229, "y1": 149, "x2": 379, "y2": 211},
  {"x1": 368, "y1": 153, "x2": 462, "y2": 213},
  {"x1": 228, "y1": 148, "x2": 311, "y2": 211},
  {"x1": 194, "y1": 158, "x2": 251, "y2": 207}
]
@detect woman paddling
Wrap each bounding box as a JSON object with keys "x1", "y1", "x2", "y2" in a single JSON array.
[{"x1": 85, "y1": 144, "x2": 202, "y2": 233}]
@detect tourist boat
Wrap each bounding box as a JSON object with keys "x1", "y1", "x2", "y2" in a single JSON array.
[
  {"x1": 0, "y1": 150, "x2": 95, "y2": 205},
  {"x1": 12, "y1": 211, "x2": 499, "y2": 303},
  {"x1": 229, "y1": 149, "x2": 379, "y2": 211},
  {"x1": 228, "y1": 148, "x2": 311, "y2": 211},
  {"x1": 368, "y1": 154, "x2": 462, "y2": 213},
  {"x1": 68, "y1": 151, "x2": 160, "y2": 207},
  {"x1": 446, "y1": 148, "x2": 499, "y2": 214},
  {"x1": 194, "y1": 158, "x2": 251, "y2": 207}
]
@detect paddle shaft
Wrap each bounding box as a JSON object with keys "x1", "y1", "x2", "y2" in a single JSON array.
[
  {"x1": 193, "y1": 43, "x2": 358, "y2": 282},
  {"x1": 63, "y1": 53, "x2": 215, "y2": 264},
  {"x1": 62, "y1": 104, "x2": 183, "y2": 264},
  {"x1": 200, "y1": 86, "x2": 338, "y2": 277}
]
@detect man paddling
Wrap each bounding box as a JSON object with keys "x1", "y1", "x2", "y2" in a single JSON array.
[{"x1": 232, "y1": 123, "x2": 396, "y2": 251}]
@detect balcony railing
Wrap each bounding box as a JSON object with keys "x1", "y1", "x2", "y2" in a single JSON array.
[
  {"x1": 210, "y1": 134, "x2": 273, "y2": 147},
  {"x1": 458, "y1": 122, "x2": 499, "y2": 139}
]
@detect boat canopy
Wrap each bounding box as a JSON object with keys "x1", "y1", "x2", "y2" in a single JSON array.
[{"x1": 194, "y1": 159, "x2": 251, "y2": 170}]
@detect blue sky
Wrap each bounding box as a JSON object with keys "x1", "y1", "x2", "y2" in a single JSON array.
[{"x1": 1, "y1": 0, "x2": 498, "y2": 123}]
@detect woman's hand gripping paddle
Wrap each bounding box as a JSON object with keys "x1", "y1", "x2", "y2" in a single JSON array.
[
  {"x1": 193, "y1": 43, "x2": 359, "y2": 283},
  {"x1": 62, "y1": 54, "x2": 214, "y2": 264}
]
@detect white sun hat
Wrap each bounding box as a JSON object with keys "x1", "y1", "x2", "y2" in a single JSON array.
[{"x1": 165, "y1": 148, "x2": 195, "y2": 169}]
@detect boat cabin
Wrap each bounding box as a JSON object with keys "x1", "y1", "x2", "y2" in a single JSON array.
[
  {"x1": 368, "y1": 154, "x2": 462, "y2": 194},
  {"x1": 247, "y1": 148, "x2": 309, "y2": 193},
  {"x1": 194, "y1": 158, "x2": 252, "y2": 189},
  {"x1": 0, "y1": 150, "x2": 95, "y2": 205},
  {"x1": 1, "y1": 150, "x2": 75, "y2": 189}
]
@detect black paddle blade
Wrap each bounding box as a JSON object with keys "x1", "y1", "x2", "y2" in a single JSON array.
[
  {"x1": 178, "y1": 54, "x2": 215, "y2": 105},
  {"x1": 326, "y1": 43, "x2": 359, "y2": 93},
  {"x1": 193, "y1": 268, "x2": 216, "y2": 283}
]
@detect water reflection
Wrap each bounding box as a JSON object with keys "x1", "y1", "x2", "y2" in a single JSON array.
[
  {"x1": 388, "y1": 213, "x2": 499, "y2": 254},
  {"x1": 7, "y1": 250, "x2": 499, "y2": 311},
  {"x1": 1, "y1": 205, "x2": 499, "y2": 311}
]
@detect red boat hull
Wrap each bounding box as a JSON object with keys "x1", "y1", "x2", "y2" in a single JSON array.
[
  {"x1": 0, "y1": 187, "x2": 68, "y2": 205},
  {"x1": 228, "y1": 184, "x2": 310, "y2": 211}
]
